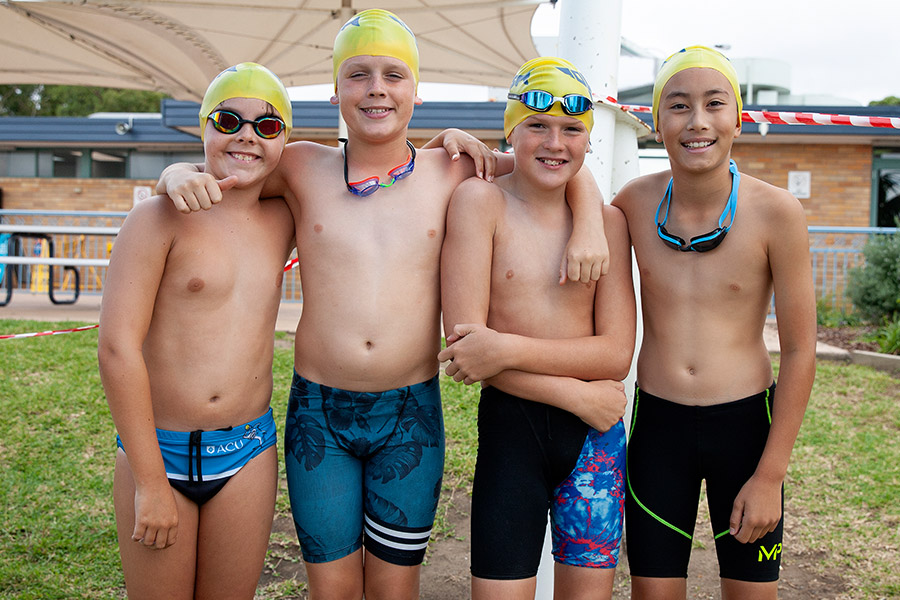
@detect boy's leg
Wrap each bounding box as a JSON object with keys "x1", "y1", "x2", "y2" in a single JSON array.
[
  {"x1": 554, "y1": 563, "x2": 615, "y2": 600},
  {"x1": 472, "y1": 575, "x2": 536, "y2": 600},
  {"x1": 194, "y1": 445, "x2": 278, "y2": 600},
  {"x1": 304, "y1": 550, "x2": 364, "y2": 600},
  {"x1": 626, "y1": 390, "x2": 702, "y2": 600},
  {"x1": 631, "y1": 576, "x2": 687, "y2": 600},
  {"x1": 364, "y1": 553, "x2": 420, "y2": 600},
  {"x1": 113, "y1": 450, "x2": 199, "y2": 600},
  {"x1": 705, "y1": 386, "x2": 781, "y2": 599},
  {"x1": 549, "y1": 423, "x2": 626, "y2": 600},
  {"x1": 720, "y1": 578, "x2": 778, "y2": 600}
]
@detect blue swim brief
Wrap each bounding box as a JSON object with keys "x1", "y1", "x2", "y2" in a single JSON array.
[
  {"x1": 284, "y1": 372, "x2": 445, "y2": 566},
  {"x1": 116, "y1": 408, "x2": 276, "y2": 506}
]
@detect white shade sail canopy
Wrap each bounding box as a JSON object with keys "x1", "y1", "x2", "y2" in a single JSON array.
[{"x1": 0, "y1": 0, "x2": 544, "y2": 101}]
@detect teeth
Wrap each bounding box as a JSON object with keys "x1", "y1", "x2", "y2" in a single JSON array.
[
  {"x1": 364, "y1": 108, "x2": 389, "y2": 114},
  {"x1": 231, "y1": 153, "x2": 256, "y2": 162},
  {"x1": 540, "y1": 158, "x2": 565, "y2": 166},
  {"x1": 684, "y1": 141, "x2": 713, "y2": 148}
]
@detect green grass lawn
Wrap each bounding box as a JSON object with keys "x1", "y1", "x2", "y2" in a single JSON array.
[{"x1": 0, "y1": 319, "x2": 897, "y2": 598}]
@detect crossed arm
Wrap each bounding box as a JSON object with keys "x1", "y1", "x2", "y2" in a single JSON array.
[{"x1": 439, "y1": 180, "x2": 636, "y2": 432}]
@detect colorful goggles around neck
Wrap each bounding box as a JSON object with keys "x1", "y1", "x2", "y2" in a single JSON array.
[
  {"x1": 208, "y1": 110, "x2": 285, "y2": 139},
  {"x1": 342, "y1": 139, "x2": 416, "y2": 197},
  {"x1": 656, "y1": 160, "x2": 740, "y2": 253},
  {"x1": 506, "y1": 90, "x2": 593, "y2": 116}
]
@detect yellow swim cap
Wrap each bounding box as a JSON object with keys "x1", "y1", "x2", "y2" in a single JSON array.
[
  {"x1": 332, "y1": 9, "x2": 419, "y2": 91},
  {"x1": 199, "y1": 62, "x2": 292, "y2": 142},
  {"x1": 504, "y1": 56, "x2": 594, "y2": 141},
  {"x1": 652, "y1": 45, "x2": 742, "y2": 131}
]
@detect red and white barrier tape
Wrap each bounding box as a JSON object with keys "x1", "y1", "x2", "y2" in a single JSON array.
[
  {"x1": 0, "y1": 258, "x2": 300, "y2": 340},
  {"x1": 0, "y1": 324, "x2": 99, "y2": 340},
  {"x1": 601, "y1": 96, "x2": 900, "y2": 130}
]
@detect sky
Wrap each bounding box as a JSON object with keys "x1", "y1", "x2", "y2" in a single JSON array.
[{"x1": 291, "y1": 0, "x2": 900, "y2": 108}]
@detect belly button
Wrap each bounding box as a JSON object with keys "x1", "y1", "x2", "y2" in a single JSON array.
[
  {"x1": 688, "y1": 368, "x2": 696, "y2": 376},
  {"x1": 366, "y1": 341, "x2": 374, "y2": 350}
]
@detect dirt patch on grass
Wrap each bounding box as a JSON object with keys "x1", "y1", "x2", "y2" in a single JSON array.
[{"x1": 256, "y1": 485, "x2": 849, "y2": 599}]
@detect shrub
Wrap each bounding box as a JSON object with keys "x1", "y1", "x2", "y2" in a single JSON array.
[
  {"x1": 848, "y1": 230, "x2": 900, "y2": 322},
  {"x1": 875, "y1": 317, "x2": 900, "y2": 355},
  {"x1": 816, "y1": 298, "x2": 863, "y2": 327}
]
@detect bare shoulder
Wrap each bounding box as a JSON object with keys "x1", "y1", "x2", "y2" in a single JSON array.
[
  {"x1": 279, "y1": 140, "x2": 335, "y2": 172},
  {"x1": 741, "y1": 173, "x2": 807, "y2": 222},
  {"x1": 612, "y1": 171, "x2": 670, "y2": 211},
  {"x1": 418, "y1": 146, "x2": 477, "y2": 186},
  {"x1": 601, "y1": 203, "x2": 627, "y2": 231},
  {"x1": 450, "y1": 175, "x2": 504, "y2": 211},
  {"x1": 125, "y1": 194, "x2": 182, "y2": 232}
]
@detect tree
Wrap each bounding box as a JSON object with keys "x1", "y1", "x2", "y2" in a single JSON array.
[
  {"x1": 870, "y1": 95, "x2": 900, "y2": 106},
  {"x1": 0, "y1": 85, "x2": 166, "y2": 116},
  {"x1": 0, "y1": 85, "x2": 43, "y2": 116}
]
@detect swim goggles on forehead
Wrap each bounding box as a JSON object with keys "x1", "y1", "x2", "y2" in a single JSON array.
[
  {"x1": 655, "y1": 160, "x2": 740, "y2": 253},
  {"x1": 207, "y1": 110, "x2": 286, "y2": 139},
  {"x1": 507, "y1": 90, "x2": 594, "y2": 115},
  {"x1": 341, "y1": 138, "x2": 416, "y2": 197}
]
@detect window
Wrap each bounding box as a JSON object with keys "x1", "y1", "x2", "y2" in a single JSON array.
[{"x1": 873, "y1": 151, "x2": 900, "y2": 227}]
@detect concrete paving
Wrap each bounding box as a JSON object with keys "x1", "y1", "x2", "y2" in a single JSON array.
[
  {"x1": 0, "y1": 292, "x2": 303, "y2": 334},
  {"x1": 0, "y1": 291, "x2": 850, "y2": 360}
]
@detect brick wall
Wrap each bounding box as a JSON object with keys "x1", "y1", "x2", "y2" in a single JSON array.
[
  {"x1": 0, "y1": 178, "x2": 155, "y2": 212},
  {"x1": 1, "y1": 141, "x2": 876, "y2": 227},
  {"x1": 732, "y1": 143, "x2": 873, "y2": 226}
]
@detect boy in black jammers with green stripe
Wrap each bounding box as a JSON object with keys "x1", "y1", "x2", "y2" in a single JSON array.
[{"x1": 611, "y1": 46, "x2": 817, "y2": 600}]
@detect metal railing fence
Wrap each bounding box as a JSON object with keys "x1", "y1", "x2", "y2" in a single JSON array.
[
  {"x1": 0, "y1": 209, "x2": 302, "y2": 302},
  {"x1": 1, "y1": 211, "x2": 896, "y2": 311}
]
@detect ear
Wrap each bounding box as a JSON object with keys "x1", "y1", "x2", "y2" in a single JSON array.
[
  {"x1": 414, "y1": 95, "x2": 423, "y2": 106},
  {"x1": 655, "y1": 131, "x2": 663, "y2": 144},
  {"x1": 733, "y1": 122, "x2": 742, "y2": 139},
  {"x1": 330, "y1": 94, "x2": 339, "y2": 105}
]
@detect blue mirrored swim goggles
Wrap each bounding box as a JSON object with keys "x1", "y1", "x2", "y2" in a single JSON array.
[
  {"x1": 507, "y1": 90, "x2": 594, "y2": 115},
  {"x1": 655, "y1": 160, "x2": 740, "y2": 253},
  {"x1": 341, "y1": 138, "x2": 416, "y2": 197}
]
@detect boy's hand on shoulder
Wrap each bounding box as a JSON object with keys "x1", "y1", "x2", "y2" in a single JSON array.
[
  {"x1": 132, "y1": 482, "x2": 179, "y2": 550},
  {"x1": 574, "y1": 380, "x2": 626, "y2": 432},
  {"x1": 167, "y1": 172, "x2": 238, "y2": 214},
  {"x1": 729, "y1": 474, "x2": 783, "y2": 544},
  {"x1": 432, "y1": 128, "x2": 498, "y2": 182},
  {"x1": 438, "y1": 324, "x2": 507, "y2": 384}
]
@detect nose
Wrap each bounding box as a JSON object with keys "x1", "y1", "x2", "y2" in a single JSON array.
[
  {"x1": 543, "y1": 127, "x2": 565, "y2": 150},
  {"x1": 367, "y1": 76, "x2": 387, "y2": 97},
  {"x1": 687, "y1": 108, "x2": 710, "y2": 131},
  {"x1": 235, "y1": 122, "x2": 256, "y2": 142}
]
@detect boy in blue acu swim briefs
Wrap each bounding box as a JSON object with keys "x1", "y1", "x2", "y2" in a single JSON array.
[
  {"x1": 98, "y1": 63, "x2": 295, "y2": 599},
  {"x1": 611, "y1": 46, "x2": 817, "y2": 600},
  {"x1": 439, "y1": 56, "x2": 636, "y2": 600},
  {"x1": 155, "y1": 10, "x2": 611, "y2": 600}
]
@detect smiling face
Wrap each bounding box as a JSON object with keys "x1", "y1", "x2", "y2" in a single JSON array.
[
  {"x1": 655, "y1": 67, "x2": 742, "y2": 174},
  {"x1": 332, "y1": 55, "x2": 421, "y2": 141},
  {"x1": 507, "y1": 113, "x2": 590, "y2": 190},
  {"x1": 203, "y1": 97, "x2": 285, "y2": 188}
]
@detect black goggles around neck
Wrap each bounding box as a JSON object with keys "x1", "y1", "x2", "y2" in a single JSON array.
[
  {"x1": 655, "y1": 160, "x2": 740, "y2": 253},
  {"x1": 208, "y1": 110, "x2": 285, "y2": 139}
]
